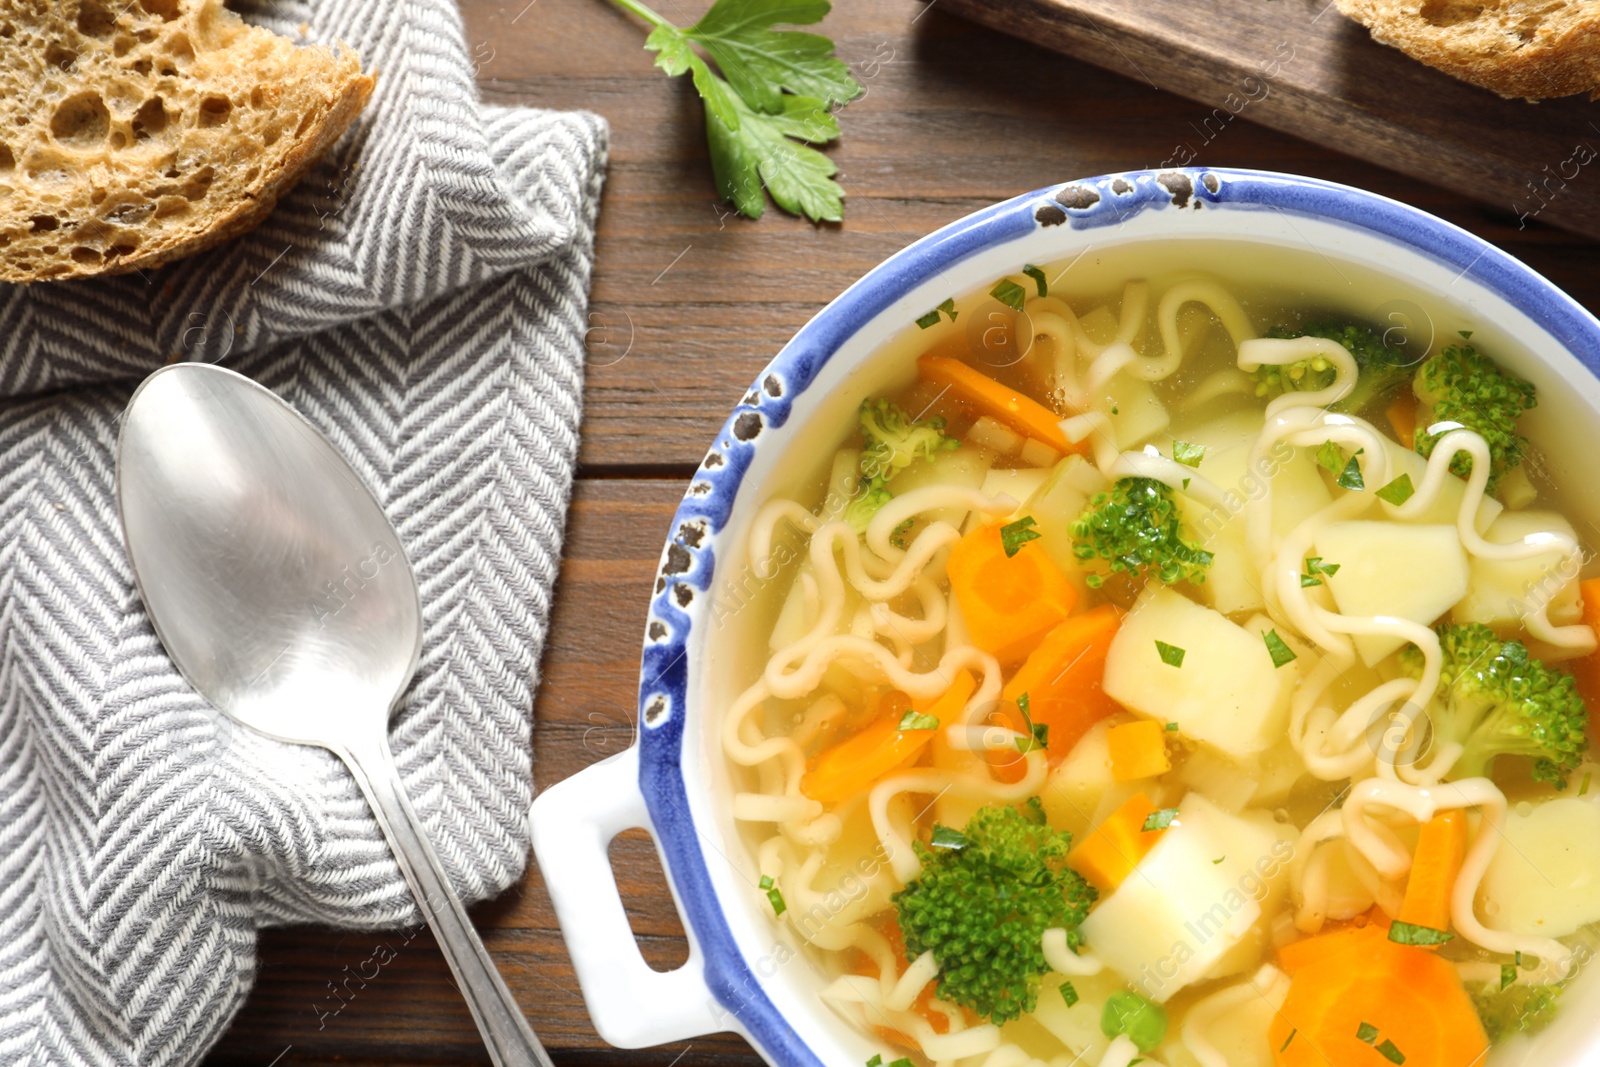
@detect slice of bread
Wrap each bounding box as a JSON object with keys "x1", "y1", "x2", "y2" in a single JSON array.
[
  {"x1": 0, "y1": 0, "x2": 373, "y2": 283},
  {"x1": 1336, "y1": 0, "x2": 1600, "y2": 100}
]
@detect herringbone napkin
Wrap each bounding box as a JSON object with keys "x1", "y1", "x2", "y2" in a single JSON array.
[{"x1": 0, "y1": 0, "x2": 606, "y2": 1062}]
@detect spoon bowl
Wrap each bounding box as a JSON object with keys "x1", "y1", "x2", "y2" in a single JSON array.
[{"x1": 117, "y1": 362, "x2": 551, "y2": 1067}]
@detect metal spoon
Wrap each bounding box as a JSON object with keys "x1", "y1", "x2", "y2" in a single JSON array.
[{"x1": 116, "y1": 363, "x2": 552, "y2": 1067}]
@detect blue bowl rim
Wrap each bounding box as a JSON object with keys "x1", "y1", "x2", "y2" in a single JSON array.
[{"x1": 630, "y1": 166, "x2": 1600, "y2": 1066}]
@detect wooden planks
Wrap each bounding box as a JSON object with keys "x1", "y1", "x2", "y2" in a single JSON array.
[
  {"x1": 939, "y1": 0, "x2": 1600, "y2": 241},
  {"x1": 202, "y1": 0, "x2": 1600, "y2": 1064}
]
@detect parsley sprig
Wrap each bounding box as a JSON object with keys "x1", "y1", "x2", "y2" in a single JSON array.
[{"x1": 611, "y1": 0, "x2": 863, "y2": 221}]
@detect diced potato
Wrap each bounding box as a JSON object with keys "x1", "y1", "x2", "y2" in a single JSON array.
[
  {"x1": 1480, "y1": 797, "x2": 1600, "y2": 938},
  {"x1": 1029, "y1": 968, "x2": 1124, "y2": 1061},
  {"x1": 1178, "y1": 967, "x2": 1290, "y2": 1067},
  {"x1": 1103, "y1": 587, "x2": 1295, "y2": 759},
  {"x1": 969, "y1": 414, "x2": 1025, "y2": 456},
  {"x1": 1020, "y1": 438, "x2": 1061, "y2": 468},
  {"x1": 1171, "y1": 411, "x2": 1330, "y2": 617},
  {"x1": 886, "y1": 442, "x2": 995, "y2": 531},
  {"x1": 1498, "y1": 464, "x2": 1538, "y2": 510},
  {"x1": 1377, "y1": 439, "x2": 1502, "y2": 532},
  {"x1": 1079, "y1": 794, "x2": 1294, "y2": 1001},
  {"x1": 1316, "y1": 521, "x2": 1470, "y2": 665},
  {"x1": 1040, "y1": 719, "x2": 1120, "y2": 843},
  {"x1": 1177, "y1": 747, "x2": 1259, "y2": 813},
  {"x1": 1096, "y1": 371, "x2": 1171, "y2": 450},
  {"x1": 1454, "y1": 510, "x2": 1582, "y2": 631},
  {"x1": 976, "y1": 465, "x2": 1053, "y2": 521},
  {"x1": 1023, "y1": 454, "x2": 1108, "y2": 584}
]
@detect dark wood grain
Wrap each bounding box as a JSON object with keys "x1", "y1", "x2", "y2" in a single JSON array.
[
  {"x1": 940, "y1": 0, "x2": 1600, "y2": 240},
  {"x1": 203, "y1": 1, "x2": 1600, "y2": 1064}
]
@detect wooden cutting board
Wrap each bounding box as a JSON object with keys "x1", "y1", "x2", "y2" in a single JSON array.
[{"x1": 940, "y1": 0, "x2": 1600, "y2": 240}]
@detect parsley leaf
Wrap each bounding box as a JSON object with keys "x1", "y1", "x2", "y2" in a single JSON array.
[
  {"x1": 1155, "y1": 640, "x2": 1185, "y2": 668},
  {"x1": 1357, "y1": 1021, "x2": 1379, "y2": 1044},
  {"x1": 1143, "y1": 808, "x2": 1178, "y2": 831},
  {"x1": 1377, "y1": 1039, "x2": 1405, "y2": 1064},
  {"x1": 1001, "y1": 515, "x2": 1042, "y2": 557},
  {"x1": 915, "y1": 297, "x2": 959, "y2": 330},
  {"x1": 1317, "y1": 439, "x2": 1345, "y2": 473},
  {"x1": 930, "y1": 825, "x2": 968, "y2": 850},
  {"x1": 1387, "y1": 920, "x2": 1453, "y2": 946},
  {"x1": 1337, "y1": 453, "x2": 1365, "y2": 491},
  {"x1": 991, "y1": 278, "x2": 1028, "y2": 311},
  {"x1": 1014, "y1": 692, "x2": 1048, "y2": 754},
  {"x1": 1060, "y1": 981, "x2": 1079, "y2": 1006},
  {"x1": 758, "y1": 874, "x2": 786, "y2": 914},
  {"x1": 623, "y1": 0, "x2": 862, "y2": 221},
  {"x1": 1263, "y1": 629, "x2": 1297, "y2": 668},
  {"x1": 898, "y1": 708, "x2": 940, "y2": 731},
  {"x1": 1173, "y1": 440, "x2": 1206, "y2": 467},
  {"x1": 915, "y1": 309, "x2": 941, "y2": 329},
  {"x1": 1022, "y1": 264, "x2": 1048, "y2": 297},
  {"x1": 1377, "y1": 473, "x2": 1416, "y2": 505}
]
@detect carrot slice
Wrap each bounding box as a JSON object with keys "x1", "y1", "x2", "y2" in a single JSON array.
[
  {"x1": 1387, "y1": 391, "x2": 1419, "y2": 450},
  {"x1": 917, "y1": 354, "x2": 1082, "y2": 454},
  {"x1": 1106, "y1": 720, "x2": 1171, "y2": 781},
  {"x1": 1275, "y1": 910, "x2": 1391, "y2": 977},
  {"x1": 1001, "y1": 605, "x2": 1122, "y2": 763},
  {"x1": 947, "y1": 521, "x2": 1078, "y2": 665},
  {"x1": 802, "y1": 673, "x2": 976, "y2": 804},
  {"x1": 1066, "y1": 791, "x2": 1164, "y2": 893},
  {"x1": 1270, "y1": 937, "x2": 1488, "y2": 1067},
  {"x1": 1397, "y1": 810, "x2": 1467, "y2": 939}
]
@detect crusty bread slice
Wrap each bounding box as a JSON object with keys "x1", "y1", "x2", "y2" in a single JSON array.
[
  {"x1": 0, "y1": 0, "x2": 373, "y2": 283},
  {"x1": 1336, "y1": 0, "x2": 1600, "y2": 100}
]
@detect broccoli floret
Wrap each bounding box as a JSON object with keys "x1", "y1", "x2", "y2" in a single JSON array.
[
  {"x1": 1412, "y1": 343, "x2": 1536, "y2": 494},
  {"x1": 1398, "y1": 623, "x2": 1589, "y2": 787},
  {"x1": 1253, "y1": 321, "x2": 1416, "y2": 414},
  {"x1": 1069, "y1": 478, "x2": 1213, "y2": 588},
  {"x1": 846, "y1": 398, "x2": 959, "y2": 530},
  {"x1": 892, "y1": 801, "x2": 1096, "y2": 1026},
  {"x1": 1471, "y1": 980, "x2": 1563, "y2": 1043}
]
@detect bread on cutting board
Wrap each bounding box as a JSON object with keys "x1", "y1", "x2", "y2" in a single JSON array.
[
  {"x1": 1336, "y1": 0, "x2": 1600, "y2": 100},
  {"x1": 0, "y1": 0, "x2": 373, "y2": 284}
]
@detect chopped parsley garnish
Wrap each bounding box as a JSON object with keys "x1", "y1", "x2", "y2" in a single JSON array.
[
  {"x1": 898, "y1": 708, "x2": 940, "y2": 731},
  {"x1": 991, "y1": 277, "x2": 1027, "y2": 311},
  {"x1": 1582, "y1": 772, "x2": 1592, "y2": 796},
  {"x1": 1337, "y1": 453, "x2": 1366, "y2": 491},
  {"x1": 1014, "y1": 692, "x2": 1049, "y2": 754},
  {"x1": 1306, "y1": 556, "x2": 1340, "y2": 576},
  {"x1": 758, "y1": 874, "x2": 786, "y2": 915},
  {"x1": 1165, "y1": 721, "x2": 1179, "y2": 731},
  {"x1": 1317, "y1": 439, "x2": 1345, "y2": 473},
  {"x1": 1280, "y1": 1030, "x2": 1297, "y2": 1052},
  {"x1": 1460, "y1": 330, "x2": 1474, "y2": 339},
  {"x1": 887, "y1": 1059, "x2": 914, "y2": 1067},
  {"x1": 1376, "y1": 473, "x2": 1416, "y2": 505},
  {"x1": 625, "y1": 0, "x2": 863, "y2": 222},
  {"x1": 1263, "y1": 629, "x2": 1297, "y2": 668},
  {"x1": 1173, "y1": 440, "x2": 1206, "y2": 467},
  {"x1": 1143, "y1": 808, "x2": 1178, "y2": 832},
  {"x1": 1060, "y1": 980, "x2": 1079, "y2": 1006},
  {"x1": 1155, "y1": 640, "x2": 1186, "y2": 668},
  {"x1": 1377, "y1": 1039, "x2": 1405, "y2": 1064},
  {"x1": 1357, "y1": 1021, "x2": 1379, "y2": 1044},
  {"x1": 1001, "y1": 515, "x2": 1042, "y2": 557},
  {"x1": 1301, "y1": 572, "x2": 1324, "y2": 588},
  {"x1": 1387, "y1": 920, "x2": 1453, "y2": 946},
  {"x1": 1501, "y1": 963, "x2": 1517, "y2": 990},
  {"x1": 917, "y1": 297, "x2": 958, "y2": 329},
  {"x1": 1212, "y1": 855, "x2": 1226, "y2": 864},
  {"x1": 866, "y1": 1057, "x2": 882, "y2": 1067},
  {"x1": 1022, "y1": 264, "x2": 1048, "y2": 297},
  {"x1": 929, "y1": 824, "x2": 968, "y2": 850}
]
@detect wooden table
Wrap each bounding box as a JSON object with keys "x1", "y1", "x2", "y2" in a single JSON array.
[{"x1": 204, "y1": 1, "x2": 1600, "y2": 1064}]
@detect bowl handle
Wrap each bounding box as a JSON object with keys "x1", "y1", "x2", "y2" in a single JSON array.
[{"x1": 529, "y1": 745, "x2": 725, "y2": 1048}]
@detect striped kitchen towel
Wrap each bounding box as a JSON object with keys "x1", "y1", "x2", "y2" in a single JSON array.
[{"x1": 0, "y1": 0, "x2": 607, "y2": 1062}]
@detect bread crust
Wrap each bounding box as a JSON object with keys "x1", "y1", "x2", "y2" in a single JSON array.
[
  {"x1": 1336, "y1": 0, "x2": 1600, "y2": 100},
  {"x1": 0, "y1": 1, "x2": 375, "y2": 284}
]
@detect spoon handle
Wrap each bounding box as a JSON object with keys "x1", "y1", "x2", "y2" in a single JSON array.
[{"x1": 340, "y1": 734, "x2": 555, "y2": 1067}]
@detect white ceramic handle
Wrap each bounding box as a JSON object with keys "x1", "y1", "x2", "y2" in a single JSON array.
[{"x1": 529, "y1": 746, "x2": 724, "y2": 1048}]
